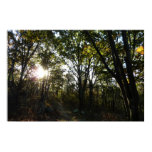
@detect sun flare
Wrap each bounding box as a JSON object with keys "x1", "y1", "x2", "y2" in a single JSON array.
[{"x1": 35, "y1": 66, "x2": 48, "y2": 79}]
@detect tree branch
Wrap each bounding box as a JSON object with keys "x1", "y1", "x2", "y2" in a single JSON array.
[{"x1": 83, "y1": 30, "x2": 116, "y2": 78}]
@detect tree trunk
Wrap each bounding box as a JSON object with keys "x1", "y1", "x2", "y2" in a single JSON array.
[
  {"x1": 84, "y1": 30, "x2": 139, "y2": 120},
  {"x1": 89, "y1": 80, "x2": 93, "y2": 110},
  {"x1": 117, "y1": 80, "x2": 131, "y2": 120},
  {"x1": 122, "y1": 31, "x2": 139, "y2": 121},
  {"x1": 78, "y1": 86, "x2": 84, "y2": 111}
]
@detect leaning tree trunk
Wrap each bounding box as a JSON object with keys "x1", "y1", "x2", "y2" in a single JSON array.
[
  {"x1": 122, "y1": 31, "x2": 139, "y2": 121},
  {"x1": 84, "y1": 30, "x2": 139, "y2": 120},
  {"x1": 117, "y1": 80, "x2": 131, "y2": 120}
]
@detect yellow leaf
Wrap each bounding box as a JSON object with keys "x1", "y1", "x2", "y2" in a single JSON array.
[{"x1": 136, "y1": 46, "x2": 144, "y2": 55}]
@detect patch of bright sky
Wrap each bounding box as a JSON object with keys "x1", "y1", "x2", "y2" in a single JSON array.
[
  {"x1": 12, "y1": 30, "x2": 19, "y2": 40},
  {"x1": 54, "y1": 32, "x2": 60, "y2": 37}
]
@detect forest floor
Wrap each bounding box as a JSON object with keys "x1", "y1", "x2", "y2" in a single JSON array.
[
  {"x1": 54, "y1": 105, "x2": 128, "y2": 121},
  {"x1": 8, "y1": 95, "x2": 128, "y2": 121}
]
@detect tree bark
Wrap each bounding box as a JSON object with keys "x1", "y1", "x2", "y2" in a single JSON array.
[
  {"x1": 122, "y1": 31, "x2": 139, "y2": 120},
  {"x1": 89, "y1": 80, "x2": 93, "y2": 110},
  {"x1": 84, "y1": 30, "x2": 140, "y2": 120}
]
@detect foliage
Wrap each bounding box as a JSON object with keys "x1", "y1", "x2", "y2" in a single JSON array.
[{"x1": 8, "y1": 30, "x2": 144, "y2": 121}]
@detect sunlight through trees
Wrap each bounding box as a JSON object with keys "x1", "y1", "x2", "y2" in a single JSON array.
[{"x1": 8, "y1": 30, "x2": 144, "y2": 121}]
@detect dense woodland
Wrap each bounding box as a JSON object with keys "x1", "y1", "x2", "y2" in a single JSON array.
[{"x1": 8, "y1": 30, "x2": 144, "y2": 121}]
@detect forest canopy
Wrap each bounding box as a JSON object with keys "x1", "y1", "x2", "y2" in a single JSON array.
[{"x1": 8, "y1": 30, "x2": 144, "y2": 121}]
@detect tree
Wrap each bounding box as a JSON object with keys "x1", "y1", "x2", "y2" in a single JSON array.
[
  {"x1": 84, "y1": 30, "x2": 144, "y2": 120},
  {"x1": 54, "y1": 30, "x2": 92, "y2": 111},
  {"x1": 8, "y1": 30, "x2": 144, "y2": 121}
]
